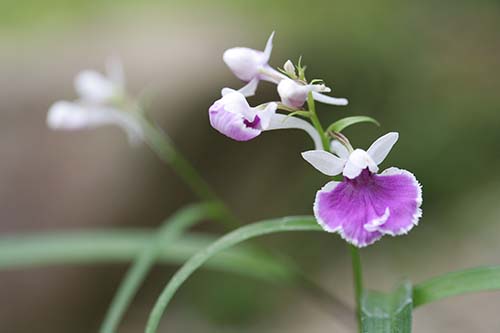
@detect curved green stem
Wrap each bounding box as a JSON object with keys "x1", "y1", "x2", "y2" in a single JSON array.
[
  {"x1": 145, "y1": 216, "x2": 321, "y2": 333},
  {"x1": 100, "y1": 203, "x2": 222, "y2": 333}
]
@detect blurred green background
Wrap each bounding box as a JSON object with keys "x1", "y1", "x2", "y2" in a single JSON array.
[{"x1": 1, "y1": 0, "x2": 500, "y2": 332}]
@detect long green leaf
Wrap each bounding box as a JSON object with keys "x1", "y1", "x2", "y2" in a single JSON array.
[
  {"x1": 0, "y1": 231, "x2": 291, "y2": 281},
  {"x1": 100, "y1": 203, "x2": 221, "y2": 333},
  {"x1": 145, "y1": 216, "x2": 321, "y2": 333},
  {"x1": 413, "y1": 266, "x2": 500, "y2": 307},
  {"x1": 361, "y1": 282, "x2": 413, "y2": 333},
  {"x1": 326, "y1": 116, "x2": 380, "y2": 133}
]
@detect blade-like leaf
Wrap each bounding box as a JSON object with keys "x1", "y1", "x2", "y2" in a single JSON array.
[
  {"x1": 361, "y1": 282, "x2": 413, "y2": 333},
  {"x1": 413, "y1": 266, "x2": 500, "y2": 307},
  {"x1": 100, "y1": 203, "x2": 221, "y2": 333},
  {"x1": 145, "y1": 216, "x2": 321, "y2": 333},
  {"x1": 0, "y1": 231, "x2": 292, "y2": 281},
  {"x1": 326, "y1": 116, "x2": 380, "y2": 133}
]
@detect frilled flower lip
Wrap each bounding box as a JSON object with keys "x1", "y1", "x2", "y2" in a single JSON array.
[{"x1": 314, "y1": 168, "x2": 422, "y2": 247}]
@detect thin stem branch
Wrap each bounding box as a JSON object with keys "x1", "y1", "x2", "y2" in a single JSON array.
[
  {"x1": 131, "y1": 110, "x2": 238, "y2": 228},
  {"x1": 306, "y1": 92, "x2": 364, "y2": 332},
  {"x1": 306, "y1": 92, "x2": 330, "y2": 151},
  {"x1": 100, "y1": 203, "x2": 222, "y2": 333}
]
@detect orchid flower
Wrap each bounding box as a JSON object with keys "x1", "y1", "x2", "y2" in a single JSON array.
[
  {"x1": 302, "y1": 132, "x2": 422, "y2": 247},
  {"x1": 47, "y1": 59, "x2": 143, "y2": 145},
  {"x1": 277, "y1": 78, "x2": 348, "y2": 108},
  {"x1": 222, "y1": 32, "x2": 286, "y2": 97},
  {"x1": 209, "y1": 90, "x2": 322, "y2": 149}
]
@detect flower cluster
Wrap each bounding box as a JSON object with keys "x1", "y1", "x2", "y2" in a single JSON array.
[
  {"x1": 209, "y1": 32, "x2": 348, "y2": 147},
  {"x1": 211, "y1": 32, "x2": 422, "y2": 247}
]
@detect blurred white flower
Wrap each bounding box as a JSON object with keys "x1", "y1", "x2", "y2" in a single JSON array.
[{"x1": 47, "y1": 59, "x2": 143, "y2": 145}]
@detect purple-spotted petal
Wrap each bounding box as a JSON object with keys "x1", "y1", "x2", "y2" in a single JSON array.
[{"x1": 313, "y1": 168, "x2": 422, "y2": 247}]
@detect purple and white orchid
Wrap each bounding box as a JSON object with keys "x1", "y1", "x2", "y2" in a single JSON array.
[
  {"x1": 209, "y1": 90, "x2": 277, "y2": 141},
  {"x1": 222, "y1": 33, "x2": 349, "y2": 107},
  {"x1": 209, "y1": 90, "x2": 323, "y2": 149},
  {"x1": 302, "y1": 133, "x2": 422, "y2": 247},
  {"x1": 47, "y1": 59, "x2": 143, "y2": 145}
]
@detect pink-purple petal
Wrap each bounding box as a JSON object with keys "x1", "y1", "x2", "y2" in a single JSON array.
[
  {"x1": 209, "y1": 104, "x2": 261, "y2": 141},
  {"x1": 313, "y1": 167, "x2": 422, "y2": 247},
  {"x1": 372, "y1": 167, "x2": 422, "y2": 235}
]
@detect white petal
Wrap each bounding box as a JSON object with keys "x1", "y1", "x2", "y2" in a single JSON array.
[
  {"x1": 301, "y1": 150, "x2": 345, "y2": 176},
  {"x1": 267, "y1": 114, "x2": 323, "y2": 150},
  {"x1": 221, "y1": 87, "x2": 236, "y2": 96},
  {"x1": 236, "y1": 77, "x2": 260, "y2": 97},
  {"x1": 47, "y1": 101, "x2": 143, "y2": 145},
  {"x1": 47, "y1": 101, "x2": 94, "y2": 129},
  {"x1": 263, "y1": 31, "x2": 274, "y2": 62},
  {"x1": 74, "y1": 70, "x2": 116, "y2": 103},
  {"x1": 312, "y1": 91, "x2": 348, "y2": 106},
  {"x1": 256, "y1": 102, "x2": 277, "y2": 129},
  {"x1": 343, "y1": 149, "x2": 379, "y2": 179},
  {"x1": 367, "y1": 132, "x2": 399, "y2": 165},
  {"x1": 330, "y1": 140, "x2": 349, "y2": 159}
]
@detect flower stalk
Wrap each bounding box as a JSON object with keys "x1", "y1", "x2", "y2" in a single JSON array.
[{"x1": 306, "y1": 92, "x2": 364, "y2": 331}]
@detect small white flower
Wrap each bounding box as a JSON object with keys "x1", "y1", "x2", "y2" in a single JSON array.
[
  {"x1": 222, "y1": 32, "x2": 286, "y2": 97},
  {"x1": 277, "y1": 78, "x2": 348, "y2": 109},
  {"x1": 47, "y1": 59, "x2": 143, "y2": 145}
]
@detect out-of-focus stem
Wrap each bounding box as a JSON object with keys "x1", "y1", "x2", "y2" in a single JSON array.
[{"x1": 131, "y1": 110, "x2": 237, "y2": 228}]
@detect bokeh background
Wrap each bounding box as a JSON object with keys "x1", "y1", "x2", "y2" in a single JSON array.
[{"x1": 1, "y1": 0, "x2": 500, "y2": 332}]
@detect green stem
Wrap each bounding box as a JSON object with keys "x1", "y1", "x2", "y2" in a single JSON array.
[
  {"x1": 306, "y1": 92, "x2": 364, "y2": 331},
  {"x1": 100, "y1": 203, "x2": 222, "y2": 333},
  {"x1": 131, "y1": 110, "x2": 237, "y2": 228},
  {"x1": 350, "y1": 245, "x2": 363, "y2": 332},
  {"x1": 306, "y1": 92, "x2": 330, "y2": 151}
]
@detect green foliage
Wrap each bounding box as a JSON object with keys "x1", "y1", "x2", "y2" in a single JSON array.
[
  {"x1": 145, "y1": 216, "x2": 321, "y2": 333},
  {"x1": 361, "y1": 282, "x2": 413, "y2": 333},
  {"x1": 413, "y1": 266, "x2": 500, "y2": 307},
  {"x1": 100, "y1": 203, "x2": 221, "y2": 333},
  {"x1": 326, "y1": 116, "x2": 380, "y2": 133},
  {"x1": 0, "y1": 231, "x2": 292, "y2": 281}
]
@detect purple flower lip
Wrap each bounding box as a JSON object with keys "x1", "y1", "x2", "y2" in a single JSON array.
[
  {"x1": 208, "y1": 91, "x2": 276, "y2": 141},
  {"x1": 303, "y1": 133, "x2": 423, "y2": 247}
]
